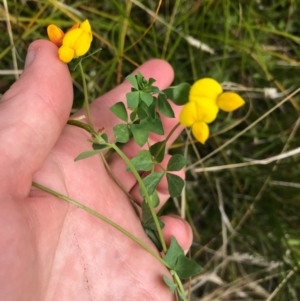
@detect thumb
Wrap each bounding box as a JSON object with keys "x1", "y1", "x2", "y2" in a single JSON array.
[{"x1": 0, "y1": 39, "x2": 73, "y2": 194}]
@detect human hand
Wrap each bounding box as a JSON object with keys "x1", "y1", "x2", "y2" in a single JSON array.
[{"x1": 0, "y1": 40, "x2": 193, "y2": 301}]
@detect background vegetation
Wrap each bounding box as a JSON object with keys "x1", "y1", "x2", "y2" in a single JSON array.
[{"x1": 1, "y1": 0, "x2": 300, "y2": 300}]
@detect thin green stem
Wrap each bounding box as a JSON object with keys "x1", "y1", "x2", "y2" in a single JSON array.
[
  {"x1": 79, "y1": 61, "x2": 93, "y2": 128},
  {"x1": 110, "y1": 143, "x2": 167, "y2": 253},
  {"x1": 32, "y1": 181, "x2": 170, "y2": 269},
  {"x1": 173, "y1": 272, "x2": 185, "y2": 295}
]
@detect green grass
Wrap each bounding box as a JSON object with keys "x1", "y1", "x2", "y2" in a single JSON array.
[{"x1": 2, "y1": 0, "x2": 300, "y2": 300}]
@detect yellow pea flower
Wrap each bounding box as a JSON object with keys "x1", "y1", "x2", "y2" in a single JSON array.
[
  {"x1": 216, "y1": 91, "x2": 246, "y2": 112},
  {"x1": 189, "y1": 77, "x2": 245, "y2": 112},
  {"x1": 179, "y1": 101, "x2": 218, "y2": 144},
  {"x1": 47, "y1": 20, "x2": 92, "y2": 63},
  {"x1": 189, "y1": 78, "x2": 223, "y2": 103}
]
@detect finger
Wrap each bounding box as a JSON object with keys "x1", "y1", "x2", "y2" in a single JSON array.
[
  {"x1": 0, "y1": 39, "x2": 73, "y2": 194},
  {"x1": 161, "y1": 215, "x2": 193, "y2": 252}
]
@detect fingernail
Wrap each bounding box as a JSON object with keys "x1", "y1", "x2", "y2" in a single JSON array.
[
  {"x1": 25, "y1": 48, "x2": 36, "y2": 68},
  {"x1": 184, "y1": 249, "x2": 189, "y2": 255}
]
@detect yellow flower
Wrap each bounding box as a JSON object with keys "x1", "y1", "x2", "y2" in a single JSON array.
[
  {"x1": 180, "y1": 77, "x2": 246, "y2": 144},
  {"x1": 216, "y1": 92, "x2": 245, "y2": 112},
  {"x1": 189, "y1": 78, "x2": 222, "y2": 103},
  {"x1": 189, "y1": 77, "x2": 245, "y2": 113},
  {"x1": 179, "y1": 101, "x2": 218, "y2": 144},
  {"x1": 47, "y1": 20, "x2": 92, "y2": 63}
]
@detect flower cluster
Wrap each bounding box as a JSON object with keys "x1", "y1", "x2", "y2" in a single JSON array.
[
  {"x1": 179, "y1": 78, "x2": 245, "y2": 144},
  {"x1": 47, "y1": 20, "x2": 92, "y2": 63}
]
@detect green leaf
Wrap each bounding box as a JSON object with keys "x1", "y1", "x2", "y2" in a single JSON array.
[
  {"x1": 130, "y1": 111, "x2": 137, "y2": 122},
  {"x1": 145, "y1": 85, "x2": 160, "y2": 93},
  {"x1": 149, "y1": 190, "x2": 160, "y2": 207},
  {"x1": 113, "y1": 124, "x2": 130, "y2": 143},
  {"x1": 100, "y1": 133, "x2": 108, "y2": 143},
  {"x1": 92, "y1": 143, "x2": 108, "y2": 151},
  {"x1": 74, "y1": 149, "x2": 104, "y2": 161},
  {"x1": 126, "y1": 74, "x2": 139, "y2": 90},
  {"x1": 174, "y1": 255, "x2": 203, "y2": 279},
  {"x1": 128, "y1": 150, "x2": 154, "y2": 171},
  {"x1": 148, "y1": 77, "x2": 156, "y2": 86},
  {"x1": 142, "y1": 200, "x2": 164, "y2": 230},
  {"x1": 136, "y1": 106, "x2": 148, "y2": 120},
  {"x1": 140, "y1": 114, "x2": 164, "y2": 135},
  {"x1": 158, "y1": 94, "x2": 175, "y2": 118},
  {"x1": 162, "y1": 275, "x2": 177, "y2": 293},
  {"x1": 130, "y1": 123, "x2": 149, "y2": 146},
  {"x1": 110, "y1": 102, "x2": 128, "y2": 122},
  {"x1": 164, "y1": 236, "x2": 184, "y2": 268},
  {"x1": 136, "y1": 72, "x2": 144, "y2": 88},
  {"x1": 163, "y1": 83, "x2": 191, "y2": 106},
  {"x1": 177, "y1": 290, "x2": 189, "y2": 301},
  {"x1": 166, "y1": 173, "x2": 185, "y2": 197},
  {"x1": 149, "y1": 141, "x2": 166, "y2": 163},
  {"x1": 126, "y1": 91, "x2": 140, "y2": 109},
  {"x1": 145, "y1": 229, "x2": 163, "y2": 251},
  {"x1": 167, "y1": 154, "x2": 188, "y2": 171},
  {"x1": 141, "y1": 172, "x2": 164, "y2": 196},
  {"x1": 140, "y1": 91, "x2": 153, "y2": 106}
]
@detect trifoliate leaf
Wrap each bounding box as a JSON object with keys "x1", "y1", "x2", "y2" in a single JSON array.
[
  {"x1": 149, "y1": 141, "x2": 166, "y2": 163},
  {"x1": 128, "y1": 150, "x2": 153, "y2": 171},
  {"x1": 167, "y1": 154, "x2": 188, "y2": 171},
  {"x1": 158, "y1": 94, "x2": 175, "y2": 118},
  {"x1": 174, "y1": 255, "x2": 203, "y2": 279},
  {"x1": 126, "y1": 74, "x2": 139, "y2": 90},
  {"x1": 126, "y1": 91, "x2": 140, "y2": 109},
  {"x1": 162, "y1": 276, "x2": 177, "y2": 293},
  {"x1": 110, "y1": 102, "x2": 128, "y2": 122},
  {"x1": 164, "y1": 236, "x2": 184, "y2": 268},
  {"x1": 141, "y1": 172, "x2": 164, "y2": 196},
  {"x1": 130, "y1": 123, "x2": 149, "y2": 146},
  {"x1": 113, "y1": 124, "x2": 130, "y2": 143},
  {"x1": 163, "y1": 83, "x2": 190, "y2": 105},
  {"x1": 166, "y1": 173, "x2": 185, "y2": 197}
]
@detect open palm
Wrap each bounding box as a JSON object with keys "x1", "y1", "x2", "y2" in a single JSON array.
[{"x1": 0, "y1": 40, "x2": 192, "y2": 301}]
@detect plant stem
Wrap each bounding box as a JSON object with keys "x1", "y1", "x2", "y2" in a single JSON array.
[
  {"x1": 32, "y1": 181, "x2": 170, "y2": 269},
  {"x1": 173, "y1": 272, "x2": 185, "y2": 295},
  {"x1": 110, "y1": 143, "x2": 167, "y2": 253},
  {"x1": 79, "y1": 61, "x2": 93, "y2": 128}
]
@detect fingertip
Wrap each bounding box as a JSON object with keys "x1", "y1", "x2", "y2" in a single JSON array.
[
  {"x1": 131, "y1": 59, "x2": 175, "y2": 89},
  {"x1": 161, "y1": 215, "x2": 193, "y2": 251}
]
